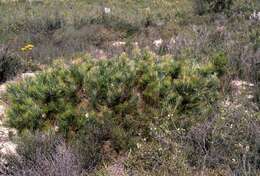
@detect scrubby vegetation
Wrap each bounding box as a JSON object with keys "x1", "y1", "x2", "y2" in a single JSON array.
[
  {"x1": 194, "y1": 0, "x2": 233, "y2": 14},
  {"x1": 0, "y1": 0, "x2": 259, "y2": 175},
  {"x1": 2, "y1": 51, "x2": 259, "y2": 175},
  {"x1": 6, "y1": 51, "x2": 224, "y2": 148}
]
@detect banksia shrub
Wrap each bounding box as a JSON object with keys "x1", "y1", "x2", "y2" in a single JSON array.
[{"x1": 6, "y1": 51, "x2": 226, "y2": 150}]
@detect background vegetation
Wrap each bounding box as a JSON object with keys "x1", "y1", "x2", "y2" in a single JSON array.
[{"x1": 0, "y1": 0, "x2": 259, "y2": 175}]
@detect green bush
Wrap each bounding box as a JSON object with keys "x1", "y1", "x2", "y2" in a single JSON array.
[
  {"x1": 211, "y1": 52, "x2": 228, "y2": 76},
  {"x1": 6, "y1": 51, "x2": 225, "y2": 150},
  {"x1": 194, "y1": 0, "x2": 233, "y2": 15},
  {"x1": 0, "y1": 50, "x2": 26, "y2": 82}
]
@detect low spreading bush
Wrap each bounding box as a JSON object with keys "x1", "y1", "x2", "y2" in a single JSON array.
[{"x1": 6, "y1": 51, "x2": 226, "y2": 152}]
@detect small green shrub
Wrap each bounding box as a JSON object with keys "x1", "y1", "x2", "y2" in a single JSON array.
[
  {"x1": 6, "y1": 51, "x2": 225, "y2": 151},
  {"x1": 6, "y1": 63, "x2": 81, "y2": 135},
  {"x1": 211, "y1": 52, "x2": 228, "y2": 76},
  {"x1": 0, "y1": 50, "x2": 26, "y2": 82},
  {"x1": 194, "y1": 0, "x2": 233, "y2": 15}
]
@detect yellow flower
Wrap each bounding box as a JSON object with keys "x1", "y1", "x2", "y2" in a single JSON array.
[
  {"x1": 21, "y1": 44, "x2": 34, "y2": 52},
  {"x1": 26, "y1": 44, "x2": 34, "y2": 48}
]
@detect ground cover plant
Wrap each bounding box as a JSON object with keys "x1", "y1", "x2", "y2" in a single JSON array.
[{"x1": 6, "y1": 51, "x2": 223, "y2": 143}]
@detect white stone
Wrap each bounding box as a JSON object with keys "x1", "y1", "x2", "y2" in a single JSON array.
[
  {"x1": 250, "y1": 11, "x2": 260, "y2": 21},
  {"x1": 0, "y1": 141, "x2": 17, "y2": 156},
  {"x1": 133, "y1": 42, "x2": 139, "y2": 47},
  {"x1": 231, "y1": 80, "x2": 254, "y2": 92},
  {"x1": 54, "y1": 125, "x2": 59, "y2": 132},
  {"x1": 0, "y1": 105, "x2": 5, "y2": 118},
  {"x1": 0, "y1": 84, "x2": 7, "y2": 96},
  {"x1": 247, "y1": 95, "x2": 254, "y2": 99},
  {"x1": 21, "y1": 72, "x2": 36, "y2": 80},
  {"x1": 104, "y1": 7, "x2": 111, "y2": 14},
  {"x1": 153, "y1": 39, "x2": 163, "y2": 48},
  {"x1": 112, "y1": 41, "x2": 126, "y2": 47},
  {"x1": 170, "y1": 37, "x2": 176, "y2": 45},
  {"x1": 248, "y1": 83, "x2": 254, "y2": 87}
]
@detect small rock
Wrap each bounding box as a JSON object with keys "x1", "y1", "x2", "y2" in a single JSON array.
[
  {"x1": 0, "y1": 105, "x2": 5, "y2": 118},
  {"x1": 54, "y1": 125, "x2": 59, "y2": 132},
  {"x1": 250, "y1": 11, "x2": 260, "y2": 21},
  {"x1": 112, "y1": 41, "x2": 126, "y2": 47},
  {"x1": 0, "y1": 84, "x2": 7, "y2": 96},
  {"x1": 0, "y1": 141, "x2": 17, "y2": 156},
  {"x1": 21, "y1": 72, "x2": 36, "y2": 80},
  {"x1": 248, "y1": 83, "x2": 254, "y2": 87},
  {"x1": 104, "y1": 7, "x2": 111, "y2": 14},
  {"x1": 170, "y1": 37, "x2": 176, "y2": 45},
  {"x1": 247, "y1": 95, "x2": 254, "y2": 99},
  {"x1": 153, "y1": 39, "x2": 163, "y2": 48}
]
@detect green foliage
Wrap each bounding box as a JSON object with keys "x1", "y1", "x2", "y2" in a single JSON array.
[
  {"x1": 6, "y1": 52, "x2": 223, "y2": 151},
  {"x1": 194, "y1": 0, "x2": 233, "y2": 15},
  {"x1": 7, "y1": 64, "x2": 81, "y2": 133},
  {"x1": 0, "y1": 51, "x2": 26, "y2": 82},
  {"x1": 211, "y1": 52, "x2": 228, "y2": 76}
]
